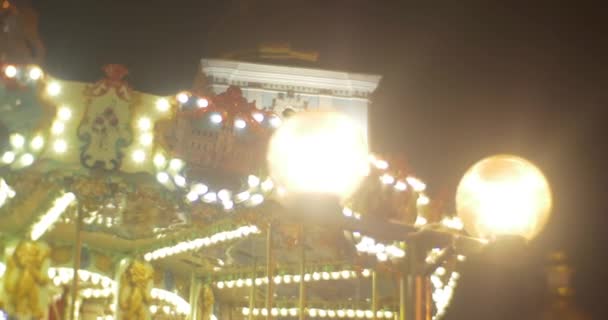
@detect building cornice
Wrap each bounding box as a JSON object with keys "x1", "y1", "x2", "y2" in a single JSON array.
[{"x1": 201, "y1": 59, "x2": 382, "y2": 99}]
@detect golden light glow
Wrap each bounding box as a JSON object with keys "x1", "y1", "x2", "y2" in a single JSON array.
[
  {"x1": 132, "y1": 149, "x2": 146, "y2": 163},
  {"x1": 176, "y1": 92, "x2": 189, "y2": 104},
  {"x1": 1, "y1": 151, "x2": 15, "y2": 164},
  {"x1": 46, "y1": 82, "x2": 61, "y2": 96},
  {"x1": 156, "y1": 98, "x2": 171, "y2": 112},
  {"x1": 267, "y1": 111, "x2": 369, "y2": 199},
  {"x1": 51, "y1": 121, "x2": 65, "y2": 135},
  {"x1": 57, "y1": 106, "x2": 72, "y2": 121},
  {"x1": 456, "y1": 155, "x2": 552, "y2": 240},
  {"x1": 53, "y1": 140, "x2": 67, "y2": 153},
  {"x1": 28, "y1": 67, "x2": 43, "y2": 80},
  {"x1": 139, "y1": 132, "x2": 154, "y2": 146},
  {"x1": 10, "y1": 133, "x2": 25, "y2": 149},
  {"x1": 197, "y1": 98, "x2": 209, "y2": 108},
  {"x1": 138, "y1": 117, "x2": 152, "y2": 130},
  {"x1": 153, "y1": 153, "x2": 166, "y2": 168},
  {"x1": 4, "y1": 65, "x2": 17, "y2": 78}
]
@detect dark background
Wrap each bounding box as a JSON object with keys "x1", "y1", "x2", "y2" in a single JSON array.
[{"x1": 34, "y1": 0, "x2": 606, "y2": 318}]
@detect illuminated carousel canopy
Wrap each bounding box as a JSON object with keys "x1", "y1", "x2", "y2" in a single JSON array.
[{"x1": 0, "y1": 62, "x2": 469, "y2": 320}]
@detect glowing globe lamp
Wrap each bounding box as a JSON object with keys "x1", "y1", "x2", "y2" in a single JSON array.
[
  {"x1": 267, "y1": 111, "x2": 369, "y2": 201},
  {"x1": 456, "y1": 155, "x2": 552, "y2": 240}
]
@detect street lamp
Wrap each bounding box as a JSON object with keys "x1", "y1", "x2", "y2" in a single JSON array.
[
  {"x1": 447, "y1": 155, "x2": 553, "y2": 320},
  {"x1": 267, "y1": 110, "x2": 371, "y2": 320},
  {"x1": 455, "y1": 154, "x2": 552, "y2": 241},
  {"x1": 267, "y1": 110, "x2": 369, "y2": 202}
]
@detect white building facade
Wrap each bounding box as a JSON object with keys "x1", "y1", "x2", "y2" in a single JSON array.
[{"x1": 200, "y1": 59, "x2": 382, "y2": 142}]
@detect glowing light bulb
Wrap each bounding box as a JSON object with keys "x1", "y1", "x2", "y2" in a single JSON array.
[
  {"x1": 203, "y1": 192, "x2": 217, "y2": 203},
  {"x1": 377, "y1": 162, "x2": 389, "y2": 171},
  {"x1": 10, "y1": 134, "x2": 25, "y2": 149},
  {"x1": 395, "y1": 180, "x2": 407, "y2": 191},
  {"x1": 138, "y1": 117, "x2": 152, "y2": 131},
  {"x1": 177, "y1": 92, "x2": 189, "y2": 104},
  {"x1": 234, "y1": 118, "x2": 247, "y2": 129},
  {"x1": 53, "y1": 140, "x2": 67, "y2": 153},
  {"x1": 261, "y1": 179, "x2": 274, "y2": 192},
  {"x1": 57, "y1": 106, "x2": 72, "y2": 121},
  {"x1": 47, "y1": 82, "x2": 61, "y2": 96},
  {"x1": 248, "y1": 175, "x2": 260, "y2": 188},
  {"x1": 173, "y1": 175, "x2": 187, "y2": 187},
  {"x1": 139, "y1": 132, "x2": 154, "y2": 146},
  {"x1": 30, "y1": 135, "x2": 44, "y2": 150},
  {"x1": 252, "y1": 112, "x2": 264, "y2": 122},
  {"x1": 417, "y1": 195, "x2": 430, "y2": 206},
  {"x1": 456, "y1": 154, "x2": 553, "y2": 240},
  {"x1": 156, "y1": 172, "x2": 170, "y2": 184},
  {"x1": 192, "y1": 183, "x2": 208, "y2": 195},
  {"x1": 156, "y1": 98, "x2": 170, "y2": 112},
  {"x1": 153, "y1": 153, "x2": 166, "y2": 168},
  {"x1": 197, "y1": 98, "x2": 209, "y2": 108},
  {"x1": 210, "y1": 113, "x2": 222, "y2": 124},
  {"x1": 406, "y1": 177, "x2": 426, "y2": 192},
  {"x1": 4, "y1": 65, "x2": 17, "y2": 78},
  {"x1": 169, "y1": 158, "x2": 183, "y2": 171},
  {"x1": 361, "y1": 269, "x2": 371, "y2": 277},
  {"x1": 249, "y1": 194, "x2": 264, "y2": 206},
  {"x1": 20, "y1": 153, "x2": 34, "y2": 166},
  {"x1": 132, "y1": 150, "x2": 146, "y2": 163},
  {"x1": 2, "y1": 151, "x2": 15, "y2": 164},
  {"x1": 267, "y1": 111, "x2": 369, "y2": 199},
  {"x1": 380, "y1": 174, "x2": 395, "y2": 185},
  {"x1": 223, "y1": 200, "x2": 234, "y2": 210},
  {"x1": 218, "y1": 189, "x2": 231, "y2": 202},
  {"x1": 29, "y1": 66, "x2": 43, "y2": 80}
]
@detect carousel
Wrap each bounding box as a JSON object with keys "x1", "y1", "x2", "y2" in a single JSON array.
[{"x1": 0, "y1": 59, "x2": 476, "y2": 320}]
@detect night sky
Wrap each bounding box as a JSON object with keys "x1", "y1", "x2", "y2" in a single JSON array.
[{"x1": 34, "y1": 0, "x2": 606, "y2": 318}]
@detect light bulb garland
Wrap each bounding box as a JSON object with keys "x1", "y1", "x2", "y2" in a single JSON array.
[
  {"x1": 151, "y1": 288, "x2": 190, "y2": 315},
  {"x1": 30, "y1": 192, "x2": 76, "y2": 241},
  {"x1": 242, "y1": 307, "x2": 395, "y2": 319},
  {"x1": 213, "y1": 266, "x2": 371, "y2": 289},
  {"x1": 45, "y1": 267, "x2": 190, "y2": 316},
  {"x1": 353, "y1": 235, "x2": 406, "y2": 261},
  {"x1": 425, "y1": 249, "x2": 464, "y2": 320},
  {"x1": 143, "y1": 225, "x2": 260, "y2": 261}
]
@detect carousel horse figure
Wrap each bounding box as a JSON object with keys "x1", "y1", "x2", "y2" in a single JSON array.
[
  {"x1": 2, "y1": 241, "x2": 50, "y2": 319},
  {"x1": 119, "y1": 260, "x2": 154, "y2": 320}
]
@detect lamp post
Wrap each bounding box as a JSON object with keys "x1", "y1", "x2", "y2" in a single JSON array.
[
  {"x1": 267, "y1": 111, "x2": 553, "y2": 320},
  {"x1": 449, "y1": 154, "x2": 553, "y2": 320}
]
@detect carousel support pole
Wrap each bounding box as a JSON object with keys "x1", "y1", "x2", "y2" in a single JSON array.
[
  {"x1": 372, "y1": 270, "x2": 378, "y2": 320},
  {"x1": 298, "y1": 225, "x2": 306, "y2": 320},
  {"x1": 249, "y1": 259, "x2": 257, "y2": 320},
  {"x1": 69, "y1": 203, "x2": 83, "y2": 320},
  {"x1": 265, "y1": 223, "x2": 274, "y2": 320},
  {"x1": 415, "y1": 276, "x2": 423, "y2": 320},
  {"x1": 189, "y1": 272, "x2": 199, "y2": 320},
  {"x1": 405, "y1": 241, "x2": 423, "y2": 320},
  {"x1": 424, "y1": 277, "x2": 432, "y2": 320},
  {"x1": 399, "y1": 274, "x2": 406, "y2": 320}
]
